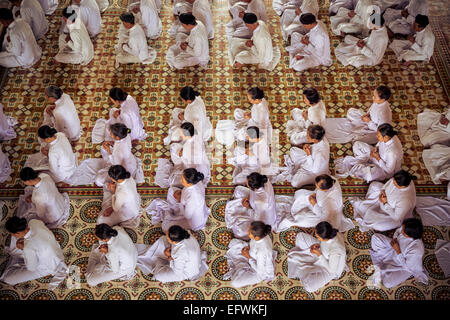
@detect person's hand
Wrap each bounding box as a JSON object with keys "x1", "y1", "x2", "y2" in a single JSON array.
[
  {"x1": 303, "y1": 144, "x2": 312, "y2": 155},
  {"x1": 107, "y1": 182, "x2": 117, "y2": 193},
  {"x1": 295, "y1": 8, "x2": 302, "y2": 16},
  {"x1": 242, "y1": 197, "x2": 251, "y2": 209},
  {"x1": 41, "y1": 147, "x2": 49, "y2": 156},
  {"x1": 241, "y1": 246, "x2": 251, "y2": 259},
  {"x1": 357, "y1": 39, "x2": 365, "y2": 48},
  {"x1": 310, "y1": 244, "x2": 321, "y2": 256},
  {"x1": 238, "y1": 10, "x2": 245, "y2": 18},
  {"x1": 301, "y1": 35, "x2": 310, "y2": 45},
  {"x1": 309, "y1": 194, "x2": 317, "y2": 206},
  {"x1": 178, "y1": 148, "x2": 183, "y2": 157},
  {"x1": 25, "y1": 195, "x2": 32, "y2": 203},
  {"x1": 180, "y1": 42, "x2": 188, "y2": 50},
  {"x1": 173, "y1": 189, "x2": 182, "y2": 202},
  {"x1": 407, "y1": 34, "x2": 415, "y2": 43},
  {"x1": 439, "y1": 114, "x2": 449, "y2": 126},
  {"x1": 244, "y1": 111, "x2": 251, "y2": 119},
  {"x1": 178, "y1": 112, "x2": 184, "y2": 121},
  {"x1": 401, "y1": 9, "x2": 408, "y2": 18},
  {"x1": 103, "y1": 207, "x2": 114, "y2": 217},
  {"x1": 99, "y1": 244, "x2": 108, "y2": 254},
  {"x1": 295, "y1": 55, "x2": 304, "y2": 60},
  {"x1": 6, "y1": 36, "x2": 10, "y2": 43},
  {"x1": 348, "y1": 10, "x2": 356, "y2": 18},
  {"x1": 65, "y1": 34, "x2": 71, "y2": 42},
  {"x1": 245, "y1": 40, "x2": 254, "y2": 47},
  {"x1": 112, "y1": 109, "x2": 121, "y2": 119},
  {"x1": 46, "y1": 105, "x2": 56, "y2": 116},
  {"x1": 16, "y1": 238, "x2": 25, "y2": 250},
  {"x1": 361, "y1": 114, "x2": 370, "y2": 123},
  {"x1": 379, "y1": 190, "x2": 387, "y2": 204},
  {"x1": 390, "y1": 239, "x2": 401, "y2": 254},
  {"x1": 371, "y1": 147, "x2": 381, "y2": 161},
  {"x1": 102, "y1": 142, "x2": 112, "y2": 154},
  {"x1": 132, "y1": 5, "x2": 140, "y2": 14},
  {"x1": 164, "y1": 247, "x2": 172, "y2": 258}
]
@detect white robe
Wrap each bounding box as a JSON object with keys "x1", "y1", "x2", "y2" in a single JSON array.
[
  {"x1": 373, "y1": 0, "x2": 409, "y2": 12},
  {"x1": 0, "y1": 146, "x2": 12, "y2": 183},
  {"x1": 370, "y1": 227, "x2": 428, "y2": 288},
  {"x1": 329, "y1": 0, "x2": 358, "y2": 14},
  {"x1": 288, "y1": 232, "x2": 347, "y2": 293},
  {"x1": 422, "y1": 144, "x2": 450, "y2": 185},
  {"x1": 417, "y1": 108, "x2": 450, "y2": 147},
  {"x1": 42, "y1": 93, "x2": 81, "y2": 141},
  {"x1": 0, "y1": 219, "x2": 68, "y2": 290},
  {"x1": 12, "y1": 0, "x2": 48, "y2": 40},
  {"x1": 384, "y1": 0, "x2": 429, "y2": 35},
  {"x1": 280, "y1": 0, "x2": 319, "y2": 40},
  {"x1": 415, "y1": 196, "x2": 450, "y2": 226},
  {"x1": 17, "y1": 173, "x2": 70, "y2": 229},
  {"x1": 335, "y1": 136, "x2": 403, "y2": 182},
  {"x1": 115, "y1": 24, "x2": 156, "y2": 66},
  {"x1": 47, "y1": 132, "x2": 78, "y2": 183},
  {"x1": 390, "y1": 26, "x2": 435, "y2": 62},
  {"x1": 233, "y1": 98, "x2": 273, "y2": 143},
  {"x1": 286, "y1": 100, "x2": 327, "y2": 145},
  {"x1": 228, "y1": 20, "x2": 281, "y2": 71},
  {"x1": 192, "y1": 0, "x2": 214, "y2": 39},
  {"x1": 435, "y1": 239, "x2": 450, "y2": 278},
  {"x1": 128, "y1": 0, "x2": 162, "y2": 39},
  {"x1": 181, "y1": 182, "x2": 210, "y2": 231},
  {"x1": 0, "y1": 102, "x2": 17, "y2": 141},
  {"x1": 226, "y1": 0, "x2": 267, "y2": 39},
  {"x1": 351, "y1": 178, "x2": 416, "y2": 232},
  {"x1": 330, "y1": 0, "x2": 374, "y2": 36},
  {"x1": 95, "y1": 0, "x2": 109, "y2": 13},
  {"x1": 224, "y1": 237, "x2": 276, "y2": 288},
  {"x1": 0, "y1": 18, "x2": 42, "y2": 68},
  {"x1": 335, "y1": 26, "x2": 389, "y2": 67},
  {"x1": 136, "y1": 233, "x2": 208, "y2": 282},
  {"x1": 86, "y1": 226, "x2": 138, "y2": 286},
  {"x1": 55, "y1": 18, "x2": 94, "y2": 65},
  {"x1": 37, "y1": 0, "x2": 58, "y2": 15},
  {"x1": 75, "y1": 0, "x2": 102, "y2": 38}
]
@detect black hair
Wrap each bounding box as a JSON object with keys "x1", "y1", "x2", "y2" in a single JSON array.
[
  {"x1": 0, "y1": 8, "x2": 13, "y2": 21},
  {"x1": 250, "y1": 221, "x2": 272, "y2": 238},
  {"x1": 179, "y1": 13, "x2": 196, "y2": 25},
  {"x1": 247, "y1": 172, "x2": 268, "y2": 190},
  {"x1": 20, "y1": 167, "x2": 38, "y2": 181},
  {"x1": 247, "y1": 126, "x2": 260, "y2": 139},
  {"x1": 243, "y1": 12, "x2": 258, "y2": 24},
  {"x1": 95, "y1": 223, "x2": 118, "y2": 240},
  {"x1": 108, "y1": 165, "x2": 131, "y2": 181},
  {"x1": 370, "y1": 13, "x2": 384, "y2": 27},
  {"x1": 377, "y1": 123, "x2": 398, "y2": 138},
  {"x1": 402, "y1": 218, "x2": 423, "y2": 240},
  {"x1": 183, "y1": 168, "x2": 204, "y2": 184},
  {"x1": 180, "y1": 122, "x2": 195, "y2": 137},
  {"x1": 375, "y1": 85, "x2": 391, "y2": 100},
  {"x1": 62, "y1": 6, "x2": 78, "y2": 22},
  {"x1": 45, "y1": 86, "x2": 64, "y2": 100},
  {"x1": 38, "y1": 125, "x2": 57, "y2": 139},
  {"x1": 168, "y1": 225, "x2": 191, "y2": 242},
  {"x1": 303, "y1": 88, "x2": 320, "y2": 104},
  {"x1": 109, "y1": 87, "x2": 128, "y2": 102},
  {"x1": 5, "y1": 217, "x2": 28, "y2": 234},
  {"x1": 300, "y1": 13, "x2": 316, "y2": 25},
  {"x1": 180, "y1": 86, "x2": 200, "y2": 101},
  {"x1": 393, "y1": 170, "x2": 413, "y2": 187},
  {"x1": 315, "y1": 174, "x2": 334, "y2": 190},
  {"x1": 307, "y1": 124, "x2": 325, "y2": 141},
  {"x1": 415, "y1": 14, "x2": 429, "y2": 29},
  {"x1": 120, "y1": 12, "x2": 135, "y2": 24},
  {"x1": 315, "y1": 221, "x2": 338, "y2": 240},
  {"x1": 110, "y1": 123, "x2": 131, "y2": 139},
  {"x1": 248, "y1": 87, "x2": 264, "y2": 100}
]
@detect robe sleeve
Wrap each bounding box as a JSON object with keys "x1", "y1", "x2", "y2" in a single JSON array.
[
  {"x1": 410, "y1": 33, "x2": 434, "y2": 59},
  {"x1": 182, "y1": 191, "x2": 196, "y2": 220},
  {"x1": 393, "y1": 242, "x2": 428, "y2": 283},
  {"x1": 307, "y1": 147, "x2": 327, "y2": 173},
  {"x1": 381, "y1": 198, "x2": 409, "y2": 226},
  {"x1": 6, "y1": 32, "x2": 23, "y2": 56},
  {"x1": 122, "y1": 36, "x2": 140, "y2": 57},
  {"x1": 169, "y1": 247, "x2": 189, "y2": 276},
  {"x1": 23, "y1": 246, "x2": 39, "y2": 272},
  {"x1": 376, "y1": 147, "x2": 397, "y2": 176},
  {"x1": 185, "y1": 31, "x2": 204, "y2": 57},
  {"x1": 249, "y1": 246, "x2": 273, "y2": 277},
  {"x1": 67, "y1": 30, "x2": 83, "y2": 53},
  {"x1": 106, "y1": 251, "x2": 121, "y2": 273},
  {"x1": 319, "y1": 248, "x2": 344, "y2": 275}
]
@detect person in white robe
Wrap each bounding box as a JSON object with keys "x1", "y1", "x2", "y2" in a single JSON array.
[
  {"x1": 95, "y1": 0, "x2": 108, "y2": 13},
  {"x1": 383, "y1": 0, "x2": 428, "y2": 36},
  {"x1": 226, "y1": 0, "x2": 267, "y2": 39},
  {"x1": 350, "y1": 170, "x2": 416, "y2": 232},
  {"x1": 72, "y1": 0, "x2": 102, "y2": 38},
  {"x1": 286, "y1": 88, "x2": 326, "y2": 145},
  {"x1": 325, "y1": 85, "x2": 392, "y2": 144},
  {"x1": 10, "y1": 0, "x2": 48, "y2": 40},
  {"x1": 277, "y1": 175, "x2": 355, "y2": 232},
  {"x1": 166, "y1": 13, "x2": 209, "y2": 69},
  {"x1": 86, "y1": 224, "x2": 138, "y2": 286},
  {"x1": 228, "y1": 13, "x2": 281, "y2": 71},
  {"x1": 288, "y1": 221, "x2": 347, "y2": 292},
  {"x1": 37, "y1": 0, "x2": 57, "y2": 15},
  {"x1": 17, "y1": 167, "x2": 70, "y2": 228},
  {"x1": 127, "y1": 0, "x2": 162, "y2": 39},
  {"x1": 417, "y1": 108, "x2": 450, "y2": 147},
  {"x1": 329, "y1": 0, "x2": 358, "y2": 15},
  {"x1": 225, "y1": 172, "x2": 277, "y2": 238},
  {"x1": 97, "y1": 165, "x2": 142, "y2": 229},
  {"x1": 330, "y1": 0, "x2": 374, "y2": 36},
  {"x1": 168, "y1": 0, "x2": 214, "y2": 40},
  {"x1": 335, "y1": 123, "x2": 403, "y2": 182},
  {"x1": 373, "y1": 0, "x2": 409, "y2": 13},
  {"x1": 422, "y1": 144, "x2": 450, "y2": 186},
  {"x1": 0, "y1": 146, "x2": 12, "y2": 183},
  {"x1": 335, "y1": 14, "x2": 389, "y2": 68},
  {"x1": 42, "y1": 85, "x2": 81, "y2": 142},
  {"x1": 369, "y1": 218, "x2": 428, "y2": 288},
  {"x1": 0, "y1": 102, "x2": 17, "y2": 140},
  {"x1": 390, "y1": 14, "x2": 434, "y2": 65},
  {"x1": 279, "y1": 0, "x2": 319, "y2": 40},
  {"x1": 286, "y1": 14, "x2": 332, "y2": 72},
  {"x1": 434, "y1": 239, "x2": 450, "y2": 278},
  {"x1": 0, "y1": 217, "x2": 68, "y2": 290},
  {"x1": 164, "y1": 86, "x2": 212, "y2": 145},
  {"x1": 136, "y1": 225, "x2": 208, "y2": 282},
  {"x1": 415, "y1": 195, "x2": 450, "y2": 227},
  {"x1": 224, "y1": 221, "x2": 276, "y2": 288},
  {"x1": 0, "y1": 10, "x2": 42, "y2": 68},
  {"x1": 115, "y1": 12, "x2": 156, "y2": 68},
  {"x1": 282, "y1": 124, "x2": 330, "y2": 188},
  {"x1": 54, "y1": 6, "x2": 94, "y2": 65}
]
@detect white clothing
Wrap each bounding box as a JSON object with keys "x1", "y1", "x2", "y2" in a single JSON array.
[
  {"x1": 115, "y1": 24, "x2": 156, "y2": 66},
  {"x1": 75, "y1": 0, "x2": 102, "y2": 38},
  {"x1": 55, "y1": 18, "x2": 94, "y2": 65},
  {"x1": 390, "y1": 26, "x2": 435, "y2": 62},
  {"x1": 435, "y1": 239, "x2": 450, "y2": 278},
  {"x1": 415, "y1": 196, "x2": 450, "y2": 226},
  {"x1": 95, "y1": 0, "x2": 109, "y2": 12},
  {"x1": 417, "y1": 108, "x2": 450, "y2": 147},
  {"x1": 0, "y1": 146, "x2": 11, "y2": 183},
  {"x1": 0, "y1": 102, "x2": 17, "y2": 140},
  {"x1": 12, "y1": 0, "x2": 48, "y2": 40},
  {"x1": 38, "y1": 0, "x2": 58, "y2": 15},
  {"x1": 384, "y1": 0, "x2": 429, "y2": 35},
  {"x1": 422, "y1": 145, "x2": 450, "y2": 184},
  {"x1": 193, "y1": 0, "x2": 214, "y2": 39},
  {"x1": 330, "y1": 0, "x2": 374, "y2": 36},
  {"x1": 227, "y1": 0, "x2": 267, "y2": 39},
  {"x1": 128, "y1": 0, "x2": 162, "y2": 39},
  {"x1": 280, "y1": 0, "x2": 320, "y2": 40},
  {"x1": 233, "y1": 98, "x2": 273, "y2": 143},
  {"x1": 329, "y1": 0, "x2": 358, "y2": 14},
  {"x1": 181, "y1": 182, "x2": 210, "y2": 231},
  {"x1": 286, "y1": 100, "x2": 327, "y2": 145},
  {"x1": 43, "y1": 93, "x2": 81, "y2": 141},
  {"x1": 48, "y1": 132, "x2": 78, "y2": 183}
]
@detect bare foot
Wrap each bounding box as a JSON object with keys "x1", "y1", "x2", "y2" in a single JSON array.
[{"x1": 57, "y1": 182, "x2": 71, "y2": 188}]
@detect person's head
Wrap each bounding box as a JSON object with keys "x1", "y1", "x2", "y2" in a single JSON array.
[
  {"x1": 243, "y1": 13, "x2": 258, "y2": 30},
  {"x1": 246, "y1": 126, "x2": 260, "y2": 142},
  {"x1": 108, "y1": 165, "x2": 131, "y2": 183},
  {"x1": 62, "y1": 6, "x2": 78, "y2": 24},
  {"x1": 179, "y1": 13, "x2": 197, "y2": 30},
  {"x1": 95, "y1": 223, "x2": 118, "y2": 241},
  {"x1": 248, "y1": 221, "x2": 271, "y2": 240},
  {"x1": 181, "y1": 168, "x2": 204, "y2": 186},
  {"x1": 373, "y1": 85, "x2": 391, "y2": 103},
  {"x1": 120, "y1": 12, "x2": 135, "y2": 29},
  {"x1": 180, "y1": 86, "x2": 200, "y2": 104},
  {"x1": 38, "y1": 125, "x2": 57, "y2": 143},
  {"x1": 376, "y1": 123, "x2": 398, "y2": 143},
  {"x1": 180, "y1": 122, "x2": 195, "y2": 140},
  {"x1": 315, "y1": 174, "x2": 334, "y2": 191},
  {"x1": 0, "y1": 8, "x2": 13, "y2": 27},
  {"x1": 368, "y1": 13, "x2": 384, "y2": 30},
  {"x1": 167, "y1": 225, "x2": 190, "y2": 244},
  {"x1": 45, "y1": 86, "x2": 63, "y2": 103},
  {"x1": 246, "y1": 172, "x2": 268, "y2": 190},
  {"x1": 315, "y1": 221, "x2": 338, "y2": 241},
  {"x1": 303, "y1": 88, "x2": 320, "y2": 105},
  {"x1": 393, "y1": 170, "x2": 413, "y2": 188},
  {"x1": 19, "y1": 167, "x2": 40, "y2": 186},
  {"x1": 401, "y1": 218, "x2": 423, "y2": 240},
  {"x1": 300, "y1": 13, "x2": 317, "y2": 30},
  {"x1": 9, "y1": 0, "x2": 23, "y2": 7},
  {"x1": 247, "y1": 87, "x2": 264, "y2": 104},
  {"x1": 109, "y1": 123, "x2": 130, "y2": 140},
  {"x1": 306, "y1": 125, "x2": 325, "y2": 143},
  {"x1": 5, "y1": 217, "x2": 29, "y2": 238},
  {"x1": 414, "y1": 14, "x2": 429, "y2": 32},
  {"x1": 109, "y1": 87, "x2": 128, "y2": 104}
]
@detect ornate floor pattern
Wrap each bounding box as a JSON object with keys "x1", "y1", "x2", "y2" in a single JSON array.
[{"x1": 0, "y1": 0, "x2": 448, "y2": 300}]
